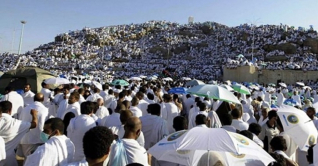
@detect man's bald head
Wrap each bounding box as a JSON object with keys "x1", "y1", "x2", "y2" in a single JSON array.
[
  {"x1": 97, "y1": 98, "x2": 104, "y2": 106},
  {"x1": 34, "y1": 93, "x2": 44, "y2": 102},
  {"x1": 120, "y1": 110, "x2": 133, "y2": 125},
  {"x1": 124, "y1": 117, "x2": 142, "y2": 140}
]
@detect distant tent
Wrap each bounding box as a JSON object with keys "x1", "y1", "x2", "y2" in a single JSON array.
[{"x1": 0, "y1": 67, "x2": 55, "y2": 94}]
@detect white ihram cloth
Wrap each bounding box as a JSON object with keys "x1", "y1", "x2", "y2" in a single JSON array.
[
  {"x1": 62, "y1": 102, "x2": 81, "y2": 119},
  {"x1": 138, "y1": 99, "x2": 149, "y2": 116},
  {"x1": 130, "y1": 106, "x2": 143, "y2": 117},
  {"x1": 108, "y1": 139, "x2": 148, "y2": 166},
  {"x1": 0, "y1": 113, "x2": 31, "y2": 166},
  {"x1": 100, "y1": 113, "x2": 121, "y2": 128},
  {"x1": 161, "y1": 102, "x2": 179, "y2": 134},
  {"x1": 1, "y1": 91, "x2": 24, "y2": 118},
  {"x1": 24, "y1": 135, "x2": 75, "y2": 166},
  {"x1": 95, "y1": 106, "x2": 109, "y2": 119},
  {"x1": 140, "y1": 114, "x2": 169, "y2": 149},
  {"x1": 20, "y1": 101, "x2": 49, "y2": 145},
  {"x1": 56, "y1": 99, "x2": 68, "y2": 119},
  {"x1": 21, "y1": 90, "x2": 35, "y2": 107},
  {"x1": 67, "y1": 115, "x2": 96, "y2": 162},
  {"x1": 86, "y1": 93, "x2": 103, "y2": 102},
  {"x1": 279, "y1": 132, "x2": 298, "y2": 161},
  {"x1": 0, "y1": 136, "x2": 5, "y2": 165},
  {"x1": 41, "y1": 88, "x2": 52, "y2": 108}
]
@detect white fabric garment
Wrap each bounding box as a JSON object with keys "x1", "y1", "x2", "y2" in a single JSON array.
[
  {"x1": 67, "y1": 114, "x2": 96, "y2": 162},
  {"x1": 221, "y1": 125, "x2": 237, "y2": 133},
  {"x1": 207, "y1": 111, "x2": 222, "y2": 128},
  {"x1": 108, "y1": 139, "x2": 148, "y2": 166},
  {"x1": 104, "y1": 95, "x2": 115, "y2": 108},
  {"x1": 0, "y1": 136, "x2": 5, "y2": 165},
  {"x1": 24, "y1": 135, "x2": 75, "y2": 166},
  {"x1": 78, "y1": 95, "x2": 86, "y2": 104},
  {"x1": 252, "y1": 134, "x2": 264, "y2": 148},
  {"x1": 292, "y1": 94, "x2": 302, "y2": 107},
  {"x1": 188, "y1": 106, "x2": 199, "y2": 129},
  {"x1": 86, "y1": 93, "x2": 103, "y2": 102},
  {"x1": 277, "y1": 92, "x2": 285, "y2": 107},
  {"x1": 231, "y1": 119, "x2": 249, "y2": 131},
  {"x1": 130, "y1": 106, "x2": 143, "y2": 117},
  {"x1": 41, "y1": 88, "x2": 52, "y2": 107},
  {"x1": 1, "y1": 91, "x2": 24, "y2": 118},
  {"x1": 95, "y1": 106, "x2": 109, "y2": 119},
  {"x1": 100, "y1": 113, "x2": 121, "y2": 128},
  {"x1": 140, "y1": 114, "x2": 169, "y2": 149},
  {"x1": 21, "y1": 90, "x2": 35, "y2": 107},
  {"x1": 0, "y1": 113, "x2": 31, "y2": 166},
  {"x1": 258, "y1": 116, "x2": 268, "y2": 127},
  {"x1": 20, "y1": 101, "x2": 49, "y2": 145},
  {"x1": 56, "y1": 99, "x2": 69, "y2": 119},
  {"x1": 138, "y1": 99, "x2": 149, "y2": 116},
  {"x1": 279, "y1": 132, "x2": 298, "y2": 161},
  {"x1": 242, "y1": 103, "x2": 257, "y2": 124},
  {"x1": 183, "y1": 97, "x2": 194, "y2": 116},
  {"x1": 212, "y1": 100, "x2": 222, "y2": 111},
  {"x1": 62, "y1": 102, "x2": 81, "y2": 119},
  {"x1": 110, "y1": 125, "x2": 145, "y2": 147},
  {"x1": 161, "y1": 102, "x2": 179, "y2": 134}
]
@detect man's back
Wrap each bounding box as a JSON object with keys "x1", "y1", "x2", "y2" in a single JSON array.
[
  {"x1": 1, "y1": 91, "x2": 24, "y2": 118},
  {"x1": 24, "y1": 135, "x2": 75, "y2": 166},
  {"x1": 20, "y1": 102, "x2": 48, "y2": 145},
  {"x1": 67, "y1": 115, "x2": 96, "y2": 162},
  {"x1": 109, "y1": 139, "x2": 148, "y2": 166},
  {"x1": 140, "y1": 114, "x2": 168, "y2": 149},
  {"x1": 231, "y1": 119, "x2": 249, "y2": 131},
  {"x1": 161, "y1": 102, "x2": 179, "y2": 134}
]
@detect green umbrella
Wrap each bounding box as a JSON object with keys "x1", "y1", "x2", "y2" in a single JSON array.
[
  {"x1": 232, "y1": 84, "x2": 251, "y2": 95},
  {"x1": 187, "y1": 85, "x2": 240, "y2": 104},
  {"x1": 111, "y1": 79, "x2": 129, "y2": 86}
]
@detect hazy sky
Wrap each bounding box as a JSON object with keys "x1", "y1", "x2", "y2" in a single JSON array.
[{"x1": 1, "y1": 0, "x2": 317, "y2": 53}]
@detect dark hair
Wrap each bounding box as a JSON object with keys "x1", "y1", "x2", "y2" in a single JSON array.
[
  {"x1": 222, "y1": 113, "x2": 233, "y2": 125},
  {"x1": 173, "y1": 116, "x2": 187, "y2": 131},
  {"x1": 248, "y1": 123, "x2": 262, "y2": 135},
  {"x1": 268, "y1": 153, "x2": 286, "y2": 166},
  {"x1": 81, "y1": 101, "x2": 95, "y2": 114},
  {"x1": 276, "y1": 117, "x2": 283, "y2": 129},
  {"x1": 118, "y1": 92, "x2": 125, "y2": 99},
  {"x1": 231, "y1": 108, "x2": 241, "y2": 119},
  {"x1": 270, "y1": 136, "x2": 287, "y2": 151},
  {"x1": 5, "y1": 86, "x2": 14, "y2": 92},
  {"x1": 126, "y1": 163, "x2": 144, "y2": 166},
  {"x1": 199, "y1": 103, "x2": 206, "y2": 111},
  {"x1": 63, "y1": 112, "x2": 75, "y2": 136},
  {"x1": 307, "y1": 107, "x2": 316, "y2": 114},
  {"x1": 268, "y1": 110, "x2": 278, "y2": 120},
  {"x1": 41, "y1": 82, "x2": 47, "y2": 88},
  {"x1": 0, "y1": 101, "x2": 12, "y2": 113},
  {"x1": 131, "y1": 97, "x2": 139, "y2": 106},
  {"x1": 108, "y1": 89, "x2": 113, "y2": 95},
  {"x1": 195, "y1": 114, "x2": 207, "y2": 125},
  {"x1": 307, "y1": 145, "x2": 315, "y2": 164},
  {"x1": 148, "y1": 103, "x2": 161, "y2": 115},
  {"x1": 83, "y1": 126, "x2": 114, "y2": 160},
  {"x1": 147, "y1": 93, "x2": 154, "y2": 100},
  {"x1": 45, "y1": 118, "x2": 65, "y2": 134},
  {"x1": 239, "y1": 130, "x2": 253, "y2": 140}
]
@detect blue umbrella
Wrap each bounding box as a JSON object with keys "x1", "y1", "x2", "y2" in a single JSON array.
[
  {"x1": 283, "y1": 99, "x2": 297, "y2": 106},
  {"x1": 168, "y1": 87, "x2": 188, "y2": 94}
]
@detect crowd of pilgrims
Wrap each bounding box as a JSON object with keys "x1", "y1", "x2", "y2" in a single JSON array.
[
  {"x1": 0, "y1": 78, "x2": 318, "y2": 166},
  {"x1": 1, "y1": 21, "x2": 318, "y2": 81}
]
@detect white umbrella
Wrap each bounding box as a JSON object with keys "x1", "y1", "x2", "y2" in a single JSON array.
[
  {"x1": 220, "y1": 84, "x2": 234, "y2": 91},
  {"x1": 208, "y1": 80, "x2": 217, "y2": 85},
  {"x1": 279, "y1": 82, "x2": 287, "y2": 88},
  {"x1": 232, "y1": 84, "x2": 251, "y2": 95},
  {"x1": 187, "y1": 85, "x2": 240, "y2": 104},
  {"x1": 303, "y1": 86, "x2": 312, "y2": 90},
  {"x1": 163, "y1": 77, "x2": 173, "y2": 81},
  {"x1": 148, "y1": 130, "x2": 205, "y2": 166},
  {"x1": 182, "y1": 77, "x2": 191, "y2": 81},
  {"x1": 45, "y1": 77, "x2": 70, "y2": 85},
  {"x1": 129, "y1": 77, "x2": 142, "y2": 81},
  {"x1": 314, "y1": 144, "x2": 318, "y2": 166},
  {"x1": 91, "y1": 81, "x2": 103, "y2": 90},
  {"x1": 248, "y1": 85, "x2": 260, "y2": 91},
  {"x1": 149, "y1": 129, "x2": 275, "y2": 166},
  {"x1": 139, "y1": 75, "x2": 147, "y2": 79},
  {"x1": 185, "y1": 79, "x2": 205, "y2": 87},
  {"x1": 277, "y1": 105, "x2": 318, "y2": 151},
  {"x1": 296, "y1": 82, "x2": 305, "y2": 87}
]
